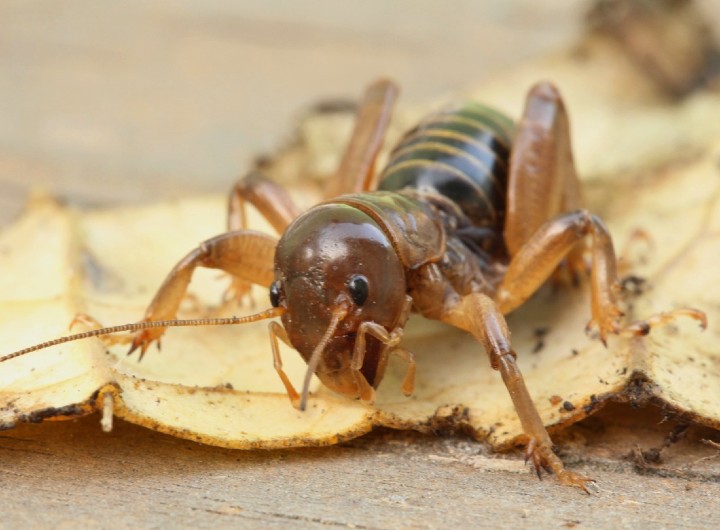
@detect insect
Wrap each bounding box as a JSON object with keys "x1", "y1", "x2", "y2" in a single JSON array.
[{"x1": 1, "y1": 79, "x2": 706, "y2": 491}]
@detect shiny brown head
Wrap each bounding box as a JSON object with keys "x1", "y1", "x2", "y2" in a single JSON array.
[{"x1": 270, "y1": 203, "x2": 407, "y2": 407}]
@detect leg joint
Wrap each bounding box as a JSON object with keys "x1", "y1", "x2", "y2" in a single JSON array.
[{"x1": 490, "y1": 349, "x2": 516, "y2": 371}]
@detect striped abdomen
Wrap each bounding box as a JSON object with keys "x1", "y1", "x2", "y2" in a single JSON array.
[{"x1": 378, "y1": 102, "x2": 515, "y2": 228}]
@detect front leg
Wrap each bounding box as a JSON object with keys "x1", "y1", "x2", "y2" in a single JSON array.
[
  {"x1": 444, "y1": 292, "x2": 592, "y2": 491},
  {"x1": 129, "y1": 230, "x2": 277, "y2": 357},
  {"x1": 269, "y1": 321, "x2": 301, "y2": 409},
  {"x1": 350, "y1": 295, "x2": 416, "y2": 402}
]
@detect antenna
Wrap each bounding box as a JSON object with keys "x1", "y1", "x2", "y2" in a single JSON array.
[{"x1": 0, "y1": 307, "x2": 285, "y2": 364}]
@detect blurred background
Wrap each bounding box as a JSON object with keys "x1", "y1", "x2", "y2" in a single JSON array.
[
  {"x1": 0, "y1": 0, "x2": 618, "y2": 225},
  {"x1": 0, "y1": 0, "x2": 718, "y2": 221},
  {"x1": 2, "y1": 3, "x2": 720, "y2": 527}
]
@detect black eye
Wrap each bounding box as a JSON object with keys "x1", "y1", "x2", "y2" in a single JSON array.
[
  {"x1": 348, "y1": 275, "x2": 369, "y2": 306},
  {"x1": 269, "y1": 281, "x2": 282, "y2": 307}
]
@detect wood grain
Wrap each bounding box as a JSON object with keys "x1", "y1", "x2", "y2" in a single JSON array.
[{"x1": 1, "y1": 405, "x2": 719, "y2": 529}]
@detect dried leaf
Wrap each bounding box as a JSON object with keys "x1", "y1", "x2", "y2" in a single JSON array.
[
  {"x1": 1, "y1": 195, "x2": 376, "y2": 448},
  {"x1": 1, "y1": 34, "x2": 719, "y2": 449}
]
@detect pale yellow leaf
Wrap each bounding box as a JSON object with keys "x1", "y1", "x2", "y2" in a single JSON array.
[{"x1": 1, "y1": 34, "x2": 719, "y2": 450}]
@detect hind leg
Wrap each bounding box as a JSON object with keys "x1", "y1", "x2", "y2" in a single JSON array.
[
  {"x1": 500, "y1": 83, "x2": 622, "y2": 339},
  {"x1": 500, "y1": 83, "x2": 705, "y2": 340},
  {"x1": 505, "y1": 83, "x2": 585, "y2": 278}
]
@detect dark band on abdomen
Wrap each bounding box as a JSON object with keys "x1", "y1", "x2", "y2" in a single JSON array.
[{"x1": 378, "y1": 102, "x2": 514, "y2": 227}]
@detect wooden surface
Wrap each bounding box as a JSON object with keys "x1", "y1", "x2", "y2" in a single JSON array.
[
  {"x1": 2, "y1": 1, "x2": 720, "y2": 528},
  {"x1": 2, "y1": 405, "x2": 720, "y2": 529}
]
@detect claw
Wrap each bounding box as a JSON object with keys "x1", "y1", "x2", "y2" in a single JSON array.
[
  {"x1": 524, "y1": 437, "x2": 536, "y2": 465},
  {"x1": 127, "y1": 339, "x2": 144, "y2": 360},
  {"x1": 524, "y1": 438, "x2": 545, "y2": 480},
  {"x1": 623, "y1": 307, "x2": 708, "y2": 338},
  {"x1": 586, "y1": 304, "x2": 706, "y2": 350},
  {"x1": 585, "y1": 304, "x2": 624, "y2": 346},
  {"x1": 556, "y1": 469, "x2": 595, "y2": 494},
  {"x1": 524, "y1": 436, "x2": 595, "y2": 492},
  {"x1": 535, "y1": 459, "x2": 543, "y2": 480},
  {"x1": 127, "y1": 327, "x2": 165, "y2": 361}
]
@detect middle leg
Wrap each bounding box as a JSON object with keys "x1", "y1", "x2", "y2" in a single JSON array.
[
  {"x1": 228, "y1": 171, "x2": 302, "y2": 235},
  {"x1": 225, "y1": 171, "x2": 302, "y2": 304},
  {"x1": 496, "y1": 210, "x2": 622, "y2": 343},
  {"x1": 329, "y1": 78, "x2": 399, "y2": 197}
]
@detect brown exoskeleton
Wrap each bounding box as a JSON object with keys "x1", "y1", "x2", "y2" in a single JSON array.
[{"x1": 2, "y1": 79, "x2": 706, "y2": 491}]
